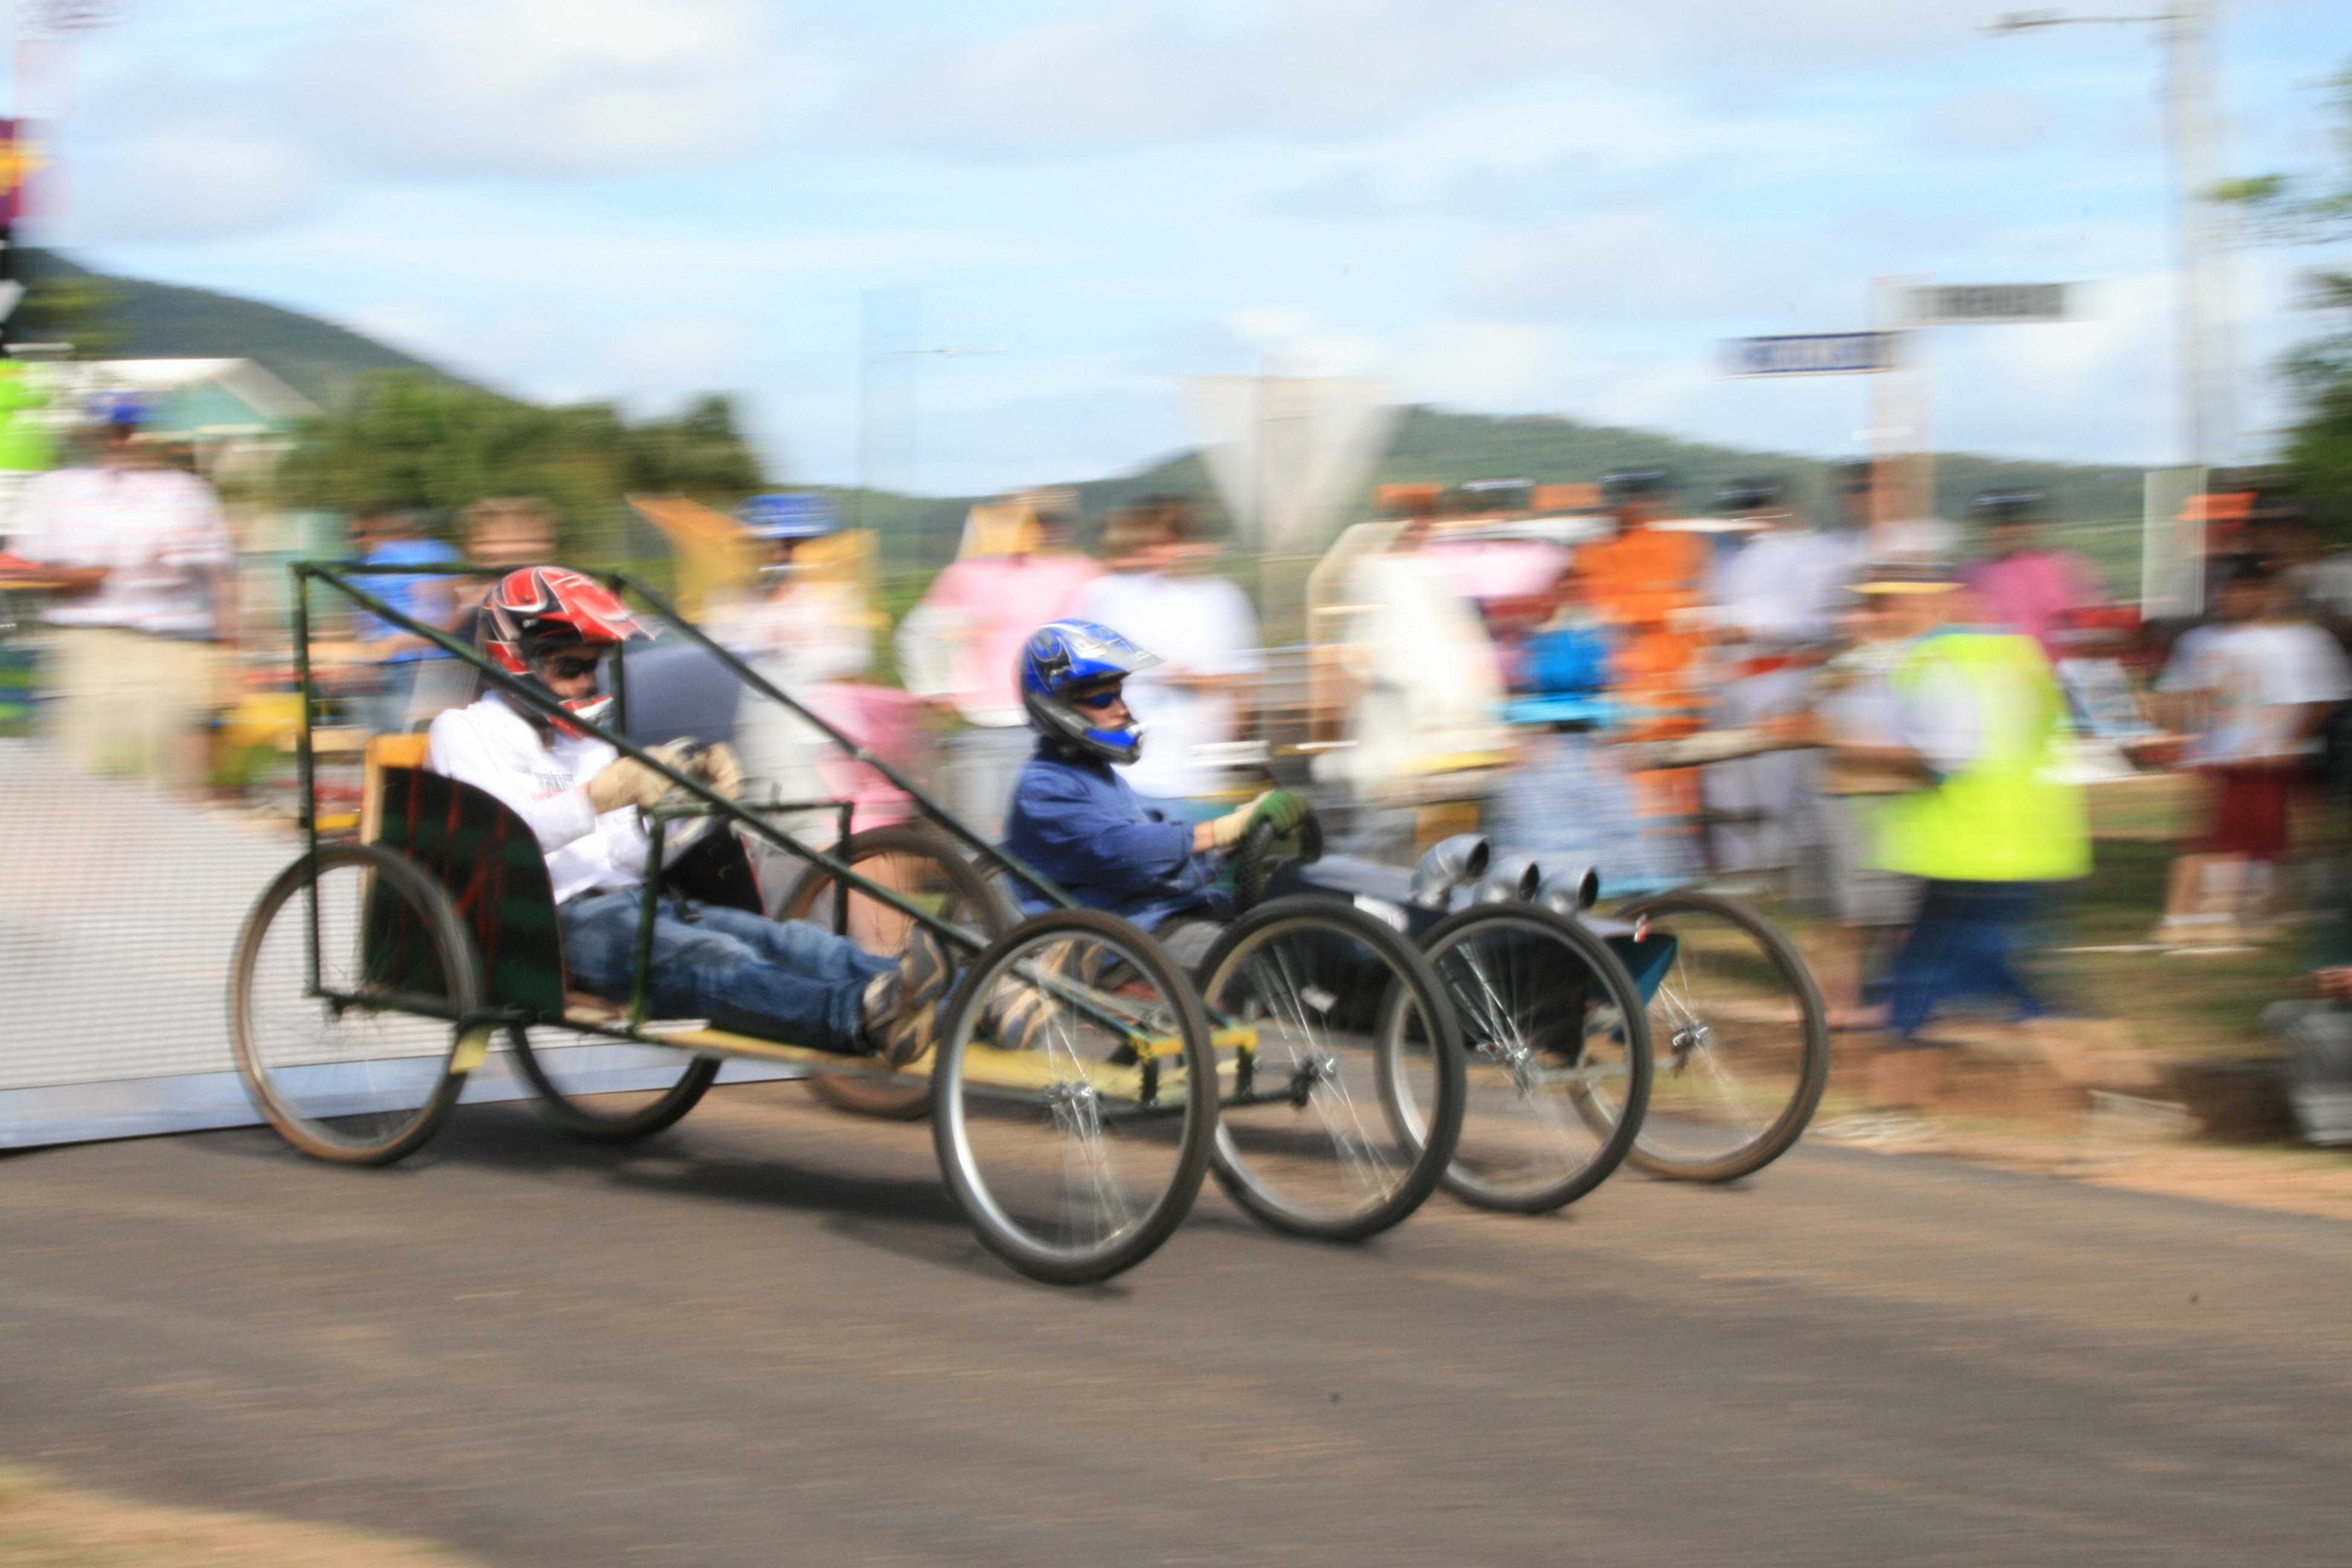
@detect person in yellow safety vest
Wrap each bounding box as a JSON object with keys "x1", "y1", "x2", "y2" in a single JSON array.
[{"x1": 1826, "y1": 561, "x2": 2088, "y2": 1115}]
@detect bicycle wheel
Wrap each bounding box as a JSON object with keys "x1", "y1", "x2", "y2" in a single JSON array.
[
  {"x1": 1612, "y1": 889, "x2": 1829, "y2": 1182},
  {"x1": 230, "y1": 843, "x2": 488, "y2": 1165},
  {"x1": 932, "y1": 909, "x2": 1217, "y2": 1285},
  {"x1": 1411, "y1": 904, "x2": 1653, "y2": 1214},
  {"x1": 782, "y1": 825, "x2": 1013, "y2": 1120},
  {"x1": 508, "y1": 1022, "x2": 719, "y2": 1143},
  {"x1": 1198, "y1": 898, "x2": 1465, "y2": 1242}
]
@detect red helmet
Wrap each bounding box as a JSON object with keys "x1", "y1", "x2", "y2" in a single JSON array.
[
  {"x1": 483, "y1": 566, "x2": 646, "y2": 675},
  {"x1": 481, "y1": 567, "x2": 649, "y2": 736}
]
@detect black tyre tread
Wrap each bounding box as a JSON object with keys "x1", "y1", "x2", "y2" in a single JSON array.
[
  {"x1": 1416, "y1": 902, "x2": 1655, "y2": 1214},
  {"x1": 508, "y1": 1028, "x2": 720, "y2": 1142},
  {"x1": 228, "y1": 843, "x2": 484, "y2": 1166},
  {"x1": 1613, "y1": 887, "x2": 1829, "y2": 1183},
  {"x1": 930, "y1": 907, "x2": 1217, "y2": 1285},
  {"x1": 1200, "y1": 895, "x2": 1467, "y2": 1241}
]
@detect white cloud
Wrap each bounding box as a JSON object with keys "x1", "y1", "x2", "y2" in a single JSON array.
[
  {"x1": 293, "y1": 0, "x2": 776, "y2": 179},
  {"x1": 73, "y1": 0, "x2": 779, "y2": 243},
  {"x1": 849, "y1": 0, "x2": 1998, "y2": 157}
]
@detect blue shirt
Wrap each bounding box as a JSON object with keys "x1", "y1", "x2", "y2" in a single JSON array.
[
  {"x1": 1002, "y1": 742, "x2": 1231, "y2": 930},
  {"x1": 354, "y1": 538, "x2": 461, "y2": 661}
]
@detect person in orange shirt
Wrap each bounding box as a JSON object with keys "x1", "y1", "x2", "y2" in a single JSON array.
[{"x1": 1575, "y1": 469, "x2": 1709, "y2": 739}]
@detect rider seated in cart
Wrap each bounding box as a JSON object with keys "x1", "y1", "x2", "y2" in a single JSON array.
[
  {"x1": 1001, "y1": 619, "x2": 1312, "y2": 973},
  {"x1": 425, "y1": 566, "x2": 958, "y2": 1065}
]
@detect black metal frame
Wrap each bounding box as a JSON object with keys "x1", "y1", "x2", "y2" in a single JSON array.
[{"x1": 287, "y1": 560, "x2": 1192, "y2": 1066}]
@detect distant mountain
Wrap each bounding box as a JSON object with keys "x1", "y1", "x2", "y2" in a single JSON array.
[
  {"x1": 7, "y1": 253, "x2": 2156, "y2": 588},
  {"x1": 1065, "y1": 407, "x2": 2151, "y2": 590},
  {"x1": 16, "y1": 249, "x2": 468, "y2": 409}
]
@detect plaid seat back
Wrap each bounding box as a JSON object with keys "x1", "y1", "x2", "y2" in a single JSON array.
[{"x1": 372, "y1": 766, "x2": 567, "y2": 1018}]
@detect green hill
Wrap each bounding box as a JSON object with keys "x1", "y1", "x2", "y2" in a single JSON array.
[
  {"x1": 15, "y1": 249, "x2": 468, "y2": 409},
  {"x1": 7, "y1": 254, "x2": 2157, "y2": 589},
  {"x1": 1050, "y1": 407, "x2": 2151, "y2": 592}
]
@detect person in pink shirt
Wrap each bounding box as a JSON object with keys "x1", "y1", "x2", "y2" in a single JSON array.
[
  {"x1": 895, "y1": 487, "x2": 1103, "y2": 837},
  {"x1": 1961, "y1": 489, "x2": 2105, "y2": 664}
]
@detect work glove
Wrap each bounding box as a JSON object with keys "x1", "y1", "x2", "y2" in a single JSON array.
[
  {"x1": 1208, "y1": 789, "x2": 1313, "y2": 851},
  {"x1": 584, "y1": 740, "x2": 698, "y2": 815},
  {"x1": 692, "y1": 742, "x2": 743, "y2": 803}
]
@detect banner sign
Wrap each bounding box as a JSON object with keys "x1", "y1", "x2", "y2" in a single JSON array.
[
  {"x1": 1904, "y1": 284, "x2": 2069, "y2": 323},
  {"x1": 1723, "y1": 332, "x2": 1898, "y2": 377}
]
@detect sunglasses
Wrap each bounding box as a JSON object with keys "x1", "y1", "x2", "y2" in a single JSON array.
[
  {"x1": 543, "y1": 653, "x2": 604, "y2": 681},
  {"x1": 1069, "y1": 688, "x2": 1125, "y2": 711}
]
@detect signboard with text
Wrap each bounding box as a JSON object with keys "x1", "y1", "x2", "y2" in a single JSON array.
[
  {"x1": 1723, "y1": 332, "x2": 1898, "y2": 377},
  {"x1": 1904, "y1": 284, "x2": 2069, "y2": 324}
]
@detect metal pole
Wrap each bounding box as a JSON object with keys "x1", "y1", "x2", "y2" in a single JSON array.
[{"x1": 2160, "y1": 0, "x2": 2236, "y2": 469}]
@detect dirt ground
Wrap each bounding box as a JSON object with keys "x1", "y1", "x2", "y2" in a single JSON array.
[
  {"x1": 1832, "y1": 1122, "x2": 2352, "y2": 1223},
  {"x1": 0, "y1": 1469, "x2": 480, "y2": 1568}
]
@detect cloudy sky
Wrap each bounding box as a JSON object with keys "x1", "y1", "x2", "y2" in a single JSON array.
[{"x1": 38, "y1": 0, "x2": 2352, "y2": 494}]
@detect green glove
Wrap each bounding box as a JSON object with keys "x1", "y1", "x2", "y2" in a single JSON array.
[{"x1": 1250, "y1": 789, "x2": 1313, "y2": 838}]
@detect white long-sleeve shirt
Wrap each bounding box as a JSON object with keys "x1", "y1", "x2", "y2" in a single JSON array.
[{"x1": 426, "y1": 692, "x2": 647, "y2": 903}]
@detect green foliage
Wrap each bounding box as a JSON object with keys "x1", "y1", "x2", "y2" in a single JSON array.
[
  {"x1": 2221, "y1": 57, "x2": 2352, "y2": 524},
  {"x1": 12, "y1": 276, "x2": 125, "y2": 359},
  {"x1": 621, "y1": 394, "x2": 767, "y2": 500},
  {"x1": 273, "y1": 372, "x2": 768, "y2": 567},
  {"x1": 2214, "y1": 62, "x2": 2352, "y2": 245}
]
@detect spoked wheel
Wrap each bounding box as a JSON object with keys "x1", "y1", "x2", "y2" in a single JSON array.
[
  {"x1": 508, "y1": 1023, "x2": 720, "y2": 1143},
  {"x1": 230, "y1": 843, "x2": 489, "y2": 1165},
  {"x1": 1613, "y1": 889, "x2": 1829, "y2": 1183},
  {"x1": 1197, "y1": 898, "x2": 1465, "y2": 1242},
  {"x1": 932, "y1": 909, "x2": 1217, "y2": 1285},
  {"x1": 782, "y1": 825, "x2": 1013, "y2": 1120},
  {"x1": 1411, "y1": 905, "x2": 1653, "y2": 1214}
]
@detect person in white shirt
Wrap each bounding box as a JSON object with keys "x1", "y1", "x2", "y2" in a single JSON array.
[
  {"x1": 1705, "y1": 477, "x2": 1858, "y2": 873},
  {"x1": 2154, "y1": 557, "x2": 2352, "y2": 941},
  {"x1": 14, "y1": 402, "x2": 237, "y2": 786},
  {"x1": 1073, "y1": 495, "x2": 1263, "y2": 812},
  {"x1": 426, "y1": 567, "x2": 955, "y2": 1064}
]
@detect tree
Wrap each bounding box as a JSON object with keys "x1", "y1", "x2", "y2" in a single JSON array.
[
  {"x1": 12, "y1": 276, "x2": 125, "y2": 359},
  {"x1": 274, "y1": 373, "x2": 769, "y2": 563},
  {"x1": 2220, "y1": 59, "x2": 2352, "y2": 518}
]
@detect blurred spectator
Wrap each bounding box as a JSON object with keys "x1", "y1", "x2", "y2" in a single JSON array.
[
  {"x1": 397, "y1": 496, "x2": 563, "y2": 725},
  {"x1": 1313, "y1": 511, "x2": 1506, "y2": 861},
  {"x1": 707, "y1": 493, "x2": 896, "y2": 896},
  {"x1": 1961, "y1": 489, "x2": 2105, "y2": 665},
  {"x1": 1576, "y1": 468, "x2": 1708, "y2": 739},
  {"x1": 2153, "y1": 556, "x2": 2350, "y2": 944},
  {"x1": 1491, "y1": 567, "x2": 1693, "y2": 889},
  {"x1": 0, "y1": 361, "x2": 54, "y2": 538},
  {"x1": 1574, "y1": 467, "x2": 1711, "y2": 858},
  {"x1": 345, "y1": 500, "x2": 460, "y2": 736},
  {"x1": 710, "y1": 493, "x2": 870, "y2": 685},
  {"x1": 1073, "y1": 495, "x2": 1262, "y2": 814},
  {"x1": 897, "y1": 486, "x2": 1103, "y2": 838},
  {"x1": 1803, "y1": 571, "x2": 1933, "y2": 1027},
  {"x1": 1705, "y1": 475, "x2": 1856, "y2": 873},
  {"x1": 451, "y1": 498, "x2": 560, "y2": 624},
  {"x1": 12, "y1": 402, "x2": 235, "y2": 788},
  {"x1": 1828, "y1": 564, "x2": 2089, "y2": 1117}
]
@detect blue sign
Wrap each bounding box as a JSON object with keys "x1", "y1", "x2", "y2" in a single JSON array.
[{"x1": 1723, "y1": 332, "x2": 1898, "y2": 377}]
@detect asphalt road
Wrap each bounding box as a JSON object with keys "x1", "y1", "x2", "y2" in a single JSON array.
[{"x1": 5, "y1": 1085, "x2": 2350, "y2": 1567}]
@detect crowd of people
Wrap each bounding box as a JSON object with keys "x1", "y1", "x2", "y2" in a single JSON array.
[{"x1": 8, "y1": 394, "x2": 2352, "y2": 1127}]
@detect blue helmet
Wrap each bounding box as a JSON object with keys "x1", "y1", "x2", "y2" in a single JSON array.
[
  {"x1": 1019, "y1": 619, "x2": 1162, "y2": 765},
  {"x1": 740, "y1": 492, "x2": 838, "y2": 541}
]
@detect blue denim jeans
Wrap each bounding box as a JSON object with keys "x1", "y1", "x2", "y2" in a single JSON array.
[
  {"x1": 1886, "y1": 879, "x2": 2053, "y2": 1043},
  {"x1": 560, "y1": 887, "x2": 893, "y2": 1054}
]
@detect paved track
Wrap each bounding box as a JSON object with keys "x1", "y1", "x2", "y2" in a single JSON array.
[{"x1": 5, "y1": 1085, "x2": 2350, "y2": 1566}]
